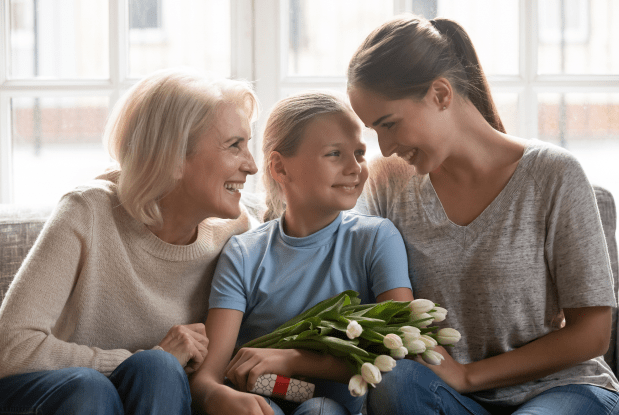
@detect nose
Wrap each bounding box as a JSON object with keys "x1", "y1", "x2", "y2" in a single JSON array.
[
  {"x1": 378, "y1": 137, "x2": 397, "y2": 157},
  {"x1": 344, "y1": 154, "x2": 363, "y2": 175},
  {"x1": 242, "y1": 149, "x2": 258, "y2": 175}
]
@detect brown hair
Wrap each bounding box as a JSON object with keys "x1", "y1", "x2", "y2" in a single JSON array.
[
  {"x1": 261, "y1": 91, "x2": 353, "y2": 222},
  {"x1": 347, "y1": 15, "x2": 505, "y2": 133}
]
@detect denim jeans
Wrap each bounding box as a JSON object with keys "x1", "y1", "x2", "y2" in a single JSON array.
[
  {"x1": 0, "y1": 349, "x2": 192, "y2": 415},
  {"x1": 367, "y1": 359, "x2": 619, "y2": 415},
  {"x1": 267, "y1": 396, "x2": 352, "y2": 415}
]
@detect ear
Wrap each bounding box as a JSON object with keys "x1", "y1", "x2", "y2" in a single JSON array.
[
  {"x1": 429, "y1": 78, "x2": 453, "y2": 110},
  {"x1": 269, "y1": 151, "x2": 289, "y2": 185},
  {"x1": 172, "y1": 163, "x2": 184, "y2": 180}
]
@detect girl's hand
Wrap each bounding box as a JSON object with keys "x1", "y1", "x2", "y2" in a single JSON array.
[
  {"x1": 206, "y1": 384, "x2": 274, "y2": 415},
  {"x1": 226, "y1": 347, "x2": 297, "y2": 392},
  {"x1": 158, "y1": 323, "x2": 209, "y2": 374},
  {"x1": 415, "y1": 345, "x2": 471, "y2": 393}
]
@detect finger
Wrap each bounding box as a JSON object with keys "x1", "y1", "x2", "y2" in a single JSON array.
[
  {"x1": 257, "y1": 395, "x2": 275, "y2": 415},
  {"x1": 229, "y1": 357, "x2": 259, "y2": 392},
  {"x1": 185, "y1": 329, "x2": 209, "y2": 350},
  {"x1": 183, "y1": 322, "x2": 207, "y2": 336},
  {"x1": 226, "y1": 348, "x2": 245, "y2": 373}
]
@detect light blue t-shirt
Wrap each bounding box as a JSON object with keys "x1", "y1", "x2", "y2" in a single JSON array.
[{"x1": 209, "y1": 210, "x2": 411, "y2": 413}]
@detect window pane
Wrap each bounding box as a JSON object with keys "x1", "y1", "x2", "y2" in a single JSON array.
[
  {"x1": 11, "y1": 97, "x2": 111, "y2": 205},
  {"x1": 538, "y1": 0, "x2": 618, "y2": 75},
  {"x1": 9, "y1": 0, "x2": 109, "y2": 79},
  {"x1": 128, "y1": 0, "x2": 231, "y2": 78},
  {"x1": 538, "y1": 93, "x2": 619, "y2": 200},
  {"x1": 287, "y1": 0, "x2": 394, "y2": 77},
  {"x1": 493, "y1": 92, "x2": 519, "y2": 135},
  {"x1": 433, "y1": 0, "x2": 519, "y2": 75}
]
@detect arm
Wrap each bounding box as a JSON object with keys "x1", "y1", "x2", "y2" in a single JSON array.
[
  {"x1": 424, "y1": 305, "x2": 611, "y2": 393},
  {"x1": 0, "y1": 192, "x2": 132, "y2": 377},
  {"x1": 189, "y1": 308, "x2": 273, "y2": 415}
]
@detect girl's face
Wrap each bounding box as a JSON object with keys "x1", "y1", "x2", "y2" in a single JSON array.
[
  {"x1": 178, "y1": 103, "x2": 258, "y2": 220},
  {"x1": 348, "y1": 87, "x2": 450, "y2": 176},
  {"x1": 280, "y1": 111, "x2": 368, "y2": 220}
]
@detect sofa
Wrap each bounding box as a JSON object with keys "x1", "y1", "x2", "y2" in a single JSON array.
[{"x1": 1, "y1": 186, "x2": 618, "y2": 376}]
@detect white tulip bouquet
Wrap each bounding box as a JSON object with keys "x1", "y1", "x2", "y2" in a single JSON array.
[{"x1": 241, "y1": 290, "x2": 461, "y2": 397}]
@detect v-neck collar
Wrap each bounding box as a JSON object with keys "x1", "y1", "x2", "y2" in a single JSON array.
[{"x1": 418, "y1": 140, "x2": 537, "y2": 247}]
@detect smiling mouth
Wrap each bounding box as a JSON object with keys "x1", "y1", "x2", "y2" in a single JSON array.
[
  {"x1": 398, "y1": 149, "x2": 417, "y2": 164},
  {"x1": 332, "y1": 184, "x2": 358, "y2": 191},
  {"x1": 224, "y1": 183, "x2": 244, "y2": 193}
]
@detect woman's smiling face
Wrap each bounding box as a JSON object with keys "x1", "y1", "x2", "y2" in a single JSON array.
[{"x1": 348, "y1": 87, "x2": 449, "y2": 176}]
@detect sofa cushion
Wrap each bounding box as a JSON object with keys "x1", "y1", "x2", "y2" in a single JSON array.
[{"x1": 0, "y1": 205, "x2": 52, "y2": 302}]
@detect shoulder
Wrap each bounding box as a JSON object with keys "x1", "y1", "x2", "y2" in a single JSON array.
[
  {"x1": 50, "y1": 180, "x2": 118, "y2": 224},
  {"x1": 340, "y1": 211, "x2": 399, "y2": 236},
  {"x1": 367, "y1": 155, "x2": 416, "y2": 188},
  {"x1": 525, "y1": 139, "x2": 588, "y2": 187},
  {"x1": 225, "y1": 219, "x2": 279, "y2": 249}
]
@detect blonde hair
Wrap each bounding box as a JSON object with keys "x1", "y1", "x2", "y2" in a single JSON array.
[
  {"x1": 102, "y1": 68, "x2": 258, "y2": 227},
  {"x1": 261, "y1": 91, "x2": 353, "y2": 222}
]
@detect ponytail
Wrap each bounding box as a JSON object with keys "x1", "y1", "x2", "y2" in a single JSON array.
[{"x1": 348, "y1": 15, "x2": 505, "y2": 133}]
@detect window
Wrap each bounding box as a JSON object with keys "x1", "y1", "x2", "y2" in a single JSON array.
[
  {"x1": 253, "y1": 0, "x2": 619, "y2": 205},
  {"x1": 0, "y1": 0, "x2": 251, "y2": 204}
]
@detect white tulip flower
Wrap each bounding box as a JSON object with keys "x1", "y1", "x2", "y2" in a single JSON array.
[
  {"x1": 374, "y1": 355, "x2": 397, "y2": 372},
  {"x1": 405, "y1": 339, "x2": 426, "y2": 354},
  {"x1": 390, "y1": 346, "x2": 408, "y2": 360},
  {"x1": 348, "y1": 374, "x2": 368, "y2": 397},
  {"x1": 409, "y1": 299, "x2": 435, "y2": 314},
  {"x1": 383, "y1": 333, "x2": 404, "y2": 350},
  {"x1": 346, "y1": 320, "x2": 363, "y2": 339},
  {"x1": 400, "y1": 326, "x2": 421, "y2": 337},
  {"x1": 429, "y1": 307, "x2": 447, "y2": 322},
  {"x1": 361, "y1": 362, "x2": 382, "y2": 385},
  {"x1": 437, "y1": 328, "x2": 462, "y2": 345},
  {"x1": 421, "y1": 349, "x2": 445, "y2": 365},
  {"x1": 402, "y1": 331, "x2": 420, "y2": 343},
  {"x1": 420, "y1": 334, "x2": 438, "y2": 348}
]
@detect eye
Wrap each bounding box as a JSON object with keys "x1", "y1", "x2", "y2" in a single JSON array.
[
  {"x1": 326, "y1": 150, "x2": 340, "y2": 157},
  {"x1": 355, "y1": 149, "x2": 366, "y2": 157},
  {"x1": 382, "y1": 122, "x2": 395, "y2": 130},
  {"x1": 230, "y1": 139, "x2": 242, "y2": 149}
]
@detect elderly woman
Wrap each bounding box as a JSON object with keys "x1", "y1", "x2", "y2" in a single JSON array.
[{"x1": 0, "y1": 69, "x2": 259, "y2": 415}]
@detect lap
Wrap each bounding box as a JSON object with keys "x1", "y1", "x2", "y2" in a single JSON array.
[{"x1": 512, "y1": 384, "x2": 619, "y2": 415}]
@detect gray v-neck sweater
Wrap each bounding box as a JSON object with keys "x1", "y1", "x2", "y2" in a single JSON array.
[
  {"x1": 356, "y1": 139, "x2": 618, "y2": 406},
  {"x1": 0, "y1": 180, "x2": 252, "y2": 379}
]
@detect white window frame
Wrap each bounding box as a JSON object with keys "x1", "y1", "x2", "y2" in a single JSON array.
[
  {"x1": 252, "y1": 0, "x2": 619, "y2": 157},
  {"x1": 0, "y1": 0, "x2": 253, "y2": 203}
]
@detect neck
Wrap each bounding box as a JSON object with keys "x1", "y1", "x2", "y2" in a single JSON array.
[
  {"x1": 433, "y1": 100, "x2": 526, "y2": 185},
  {"x1": 282, "y1": 205, "x2": 340, "y2": 238},
  {"x1": 148, "y1": 193, "x2": 204, "y2": 245}
]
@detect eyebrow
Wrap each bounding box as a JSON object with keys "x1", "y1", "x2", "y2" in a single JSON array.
[{"x1": 372, "y1": 114, "x2": 393, "y2": 127}]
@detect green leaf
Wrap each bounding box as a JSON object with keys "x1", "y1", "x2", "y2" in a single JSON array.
[
  {"x1": 363, "y1": 300, "x2": 412, "y2": 322},
  {"x1": 274, "y1": 290, "x2": 359, "y2": 331},
  {"x1": 316, "y1": 336, "x2": 369, "y2": 357},
  {"x1": 358, "y1": 327, "x2": 386, "y2": 343},
  {"x1": 348, "y1": 316, "x2": 387, "y2": 327}
]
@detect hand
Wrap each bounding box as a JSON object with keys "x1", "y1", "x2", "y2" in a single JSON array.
[
  {"x1": 226, "y1": 347, "x2": 296, "y2": 392},
  {"x1": 415, "y1": 345, "x2": 471, "y2": 393},
  {"x1": 206, "y1": 384, "x2": 274, "y2": 415},
  {"x1": 158, "y1": 323, "x2": 209, "y2": 374}
]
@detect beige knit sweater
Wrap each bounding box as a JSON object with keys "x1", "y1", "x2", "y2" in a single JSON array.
[{"x1": 0, "y1": 180, "x2": 253, "y2": 379}]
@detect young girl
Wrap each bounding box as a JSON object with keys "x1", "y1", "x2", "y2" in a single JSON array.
[
  {"x1": 189, "y1": 91, "x2": 414, "y2": 415},
  {"x1": 347, "y1": 15, "x2": 619, "y2": 415}
]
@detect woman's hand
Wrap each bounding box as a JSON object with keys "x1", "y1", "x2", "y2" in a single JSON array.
[
  {"x1": 414, "y1": 345, "x2": 471, "y2": 393},
  {"x1": 158, "y1": 323, "x2": 209, "y2": 374},
  {"x1": 226, "y1": 347, "x2": 297, "y2": 392},
  {"x1": 206, "y1": 383, "x2": 274, "y2": 415}
]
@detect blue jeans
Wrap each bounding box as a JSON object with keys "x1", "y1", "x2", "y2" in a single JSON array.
[
  {"x1": 0, "y1": 349, "x2": 191, "y2": 415},
  {"x1": 267, "y1": 396, "x2": 351, "y2": 415},
  {"x1": 367, "y1": 359, "x2": 619, "y2": 415}
]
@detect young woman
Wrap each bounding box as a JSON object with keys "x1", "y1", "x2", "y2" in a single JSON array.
[
  {"x1": 0, "y1": 69, "x2": 260, "y2": 415},
  {"x1": 190, "y1": 91, "x2": 414, "y2": 415},
  {"x1": 346, "y1": 15, "x2": 619, "y2": 415}
]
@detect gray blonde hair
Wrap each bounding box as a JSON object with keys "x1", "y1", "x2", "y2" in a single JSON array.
[
  {"x1": 102, "y1": 68, "x2": 258, "y2": 227},
  {"x1": 262, "y1": 91, "x2": 353, "y2": 222}
]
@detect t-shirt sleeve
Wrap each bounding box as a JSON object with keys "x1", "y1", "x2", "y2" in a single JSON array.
[
  {"x1": 208, "y1": 237, "x2": 249, "y2": 312},
  {"x1": 368, "y1": 219, "x2": 412, "y2": 297},
  {"x1": 543, "y1": 152, "x2": 616, "y2": 309}
]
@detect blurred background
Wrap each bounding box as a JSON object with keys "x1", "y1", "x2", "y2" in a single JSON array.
[{"x1": 0, "y1": 0, "x2": 617, "y2": 218}]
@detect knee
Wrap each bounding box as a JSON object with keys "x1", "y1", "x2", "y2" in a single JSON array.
[
  {"x1": 123, "y1": 349, "x2": 186, "y2": 381},
  {"x1": 367, "y1": 360, "x2": 436, "y2": 414},
  {"x1": 58, "y1": 368, "x2": 121, "y2": 408}
]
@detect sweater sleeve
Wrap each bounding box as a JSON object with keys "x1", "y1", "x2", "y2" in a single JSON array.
[{"x1": 0, "y1": 191, "x2": 132, "y2": 379}]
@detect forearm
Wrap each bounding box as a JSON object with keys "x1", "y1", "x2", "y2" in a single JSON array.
[
  {"x1": 462, "y1": 306, "x2": 611, "y2": 393},
  {"x1": 288, "y1": 349, "x2": 353, "y2": 383}
]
